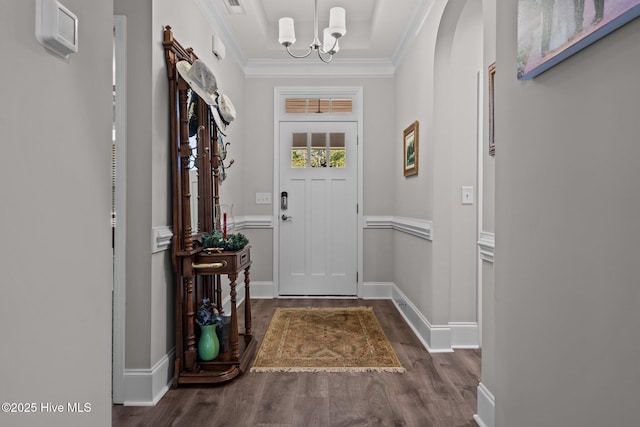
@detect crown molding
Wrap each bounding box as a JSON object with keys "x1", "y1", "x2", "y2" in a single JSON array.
[
  {"x1": 198, "y1": 0, "x2": 436, "y2": 78},
  {"x1": 392, "y1": 0, "x2": 436, "y2": 67},
  {"x1": 244, "y1": 58, "x2": 395, "y2": 78}
]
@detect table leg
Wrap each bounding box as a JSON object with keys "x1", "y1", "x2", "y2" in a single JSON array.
[
  {"x1": 228, "y1": 273, "x2": 239, "y2": 361},
  {"x1": 244, "y1": 266, "x2": 252, "y2": 338}
]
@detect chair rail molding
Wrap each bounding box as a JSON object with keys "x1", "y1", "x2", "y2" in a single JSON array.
[
  {"x1": 364, "y1": 215, "x2": 433, "y2": 241},
  {"x1": 478, "y1": 231, "x2": 495, "y2": 263},
  {"x1": 234, "y1": 215, "x2": 273, "y2": 230},
  {"x1": 152, "y1": 226, "x2": 173, "y2": 253}
]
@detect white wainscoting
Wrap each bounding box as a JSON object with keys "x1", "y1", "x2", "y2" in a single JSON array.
[
  {"x1": 364, "y1": 216, "x2": 433, "y2": 241},
  {"x1": 473, "y1": 382, "x2": 496, "y2": 427}
]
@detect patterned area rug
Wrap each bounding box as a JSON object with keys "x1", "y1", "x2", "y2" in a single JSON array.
[{"x1": 250, "y1": 307, "x2": 405, "y2": 373}]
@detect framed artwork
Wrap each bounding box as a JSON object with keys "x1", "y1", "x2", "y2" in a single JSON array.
[
  {"x1": 518, "y1": 0, "x2": 640, "y2": 80},
  {"x1": 488, "y1": 63, "x2": 496, "y2": 157},
  {"x1": 403, "y1": 121, "x2": 419, "y2": 177}
]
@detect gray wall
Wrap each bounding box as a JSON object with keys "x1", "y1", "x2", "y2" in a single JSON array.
[
  {"x1": 242, "y1": 77, "x2": 396, "y2": 284},
  {"x1": 480, "y1": 0, "x2": 497, "y2": 397},
  {"x1": 0, "y1": 0, "x2": 113, "y2": 425},
  {"x1": 496, "y1": 2, "x2": 640, "y2": 426},
  {"x1": 394, "y1": 0, "x2": 482, "y2": 326}
]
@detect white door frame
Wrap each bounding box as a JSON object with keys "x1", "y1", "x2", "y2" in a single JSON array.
[
  {"x1": 112, "y1": 15, "x2": 127, "y2": 404},
  {"x1": 273, "y1": 87, "x2": 364, "y2": 298}
]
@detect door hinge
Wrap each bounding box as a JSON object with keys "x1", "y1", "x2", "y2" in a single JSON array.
[
  {"x1": 356, "y1": 272, "x2": 359, "y2": 283},
  {"x1": 356, "y1": 203, "x2": 359, "y2": 214}
]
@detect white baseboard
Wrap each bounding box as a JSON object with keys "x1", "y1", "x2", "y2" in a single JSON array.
[
  {"x1": 473, "y1": 382, "x2": 495, "y2": 427},
  {"x1": 391, "y1": 285, "x2": 453, "y2": 353},
  {"x1": 362, "y1": 282, "x2": 393, "y2": 299},
  {"x1": 123, "y1": 349, "x2": 174, "y2": 406},
  {"x1": 450, "y1": 322, "x2": 480, "y2": 349},
  {"x1": 390, "y1": 284, "x2": 480, "y2": 353},
  {"x1": 250, "y1": 281, "x2": 276, "y2": 298}
]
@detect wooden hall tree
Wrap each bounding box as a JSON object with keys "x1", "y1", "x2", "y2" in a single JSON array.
[{"x1": 163, "y1": 26, "x2": 256, "y2": 386}]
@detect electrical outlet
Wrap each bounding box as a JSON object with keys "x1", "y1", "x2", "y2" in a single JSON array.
[{"x1": 256, "y1": 192, "x2": 272, "y2": 205}]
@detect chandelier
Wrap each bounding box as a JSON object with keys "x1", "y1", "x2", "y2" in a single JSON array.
[{"x1": 278, "y1": 0, "x2": 346, "y2": 63}]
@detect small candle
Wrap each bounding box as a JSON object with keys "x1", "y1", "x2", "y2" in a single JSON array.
[{"x1": 223, "y1": 213, "x2": 227, "y2": 240}]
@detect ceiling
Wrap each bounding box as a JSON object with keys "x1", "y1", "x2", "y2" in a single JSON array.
[{"x1": 198, "y1": 0, "x2": 434, "y2": 76}]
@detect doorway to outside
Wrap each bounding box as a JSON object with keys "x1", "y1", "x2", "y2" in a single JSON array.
[
  {"x1": 278, "y1": 121, "x2": 358, "y2": 296},
  {"x1": 273, "y1": 87, "x2": 363, "y2": 298}
]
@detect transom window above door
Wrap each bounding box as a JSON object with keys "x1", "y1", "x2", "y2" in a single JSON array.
[
  {"x1": 285, "y1": 98, "x2": 352, "y2": 114},
  {"x1": 291, "y1": 132, "x2": 346, "y2": 168}
]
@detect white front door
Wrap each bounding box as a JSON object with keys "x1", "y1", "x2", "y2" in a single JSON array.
[{"x1": 279, "y1": 121, "x2": 358, "y2": 296}]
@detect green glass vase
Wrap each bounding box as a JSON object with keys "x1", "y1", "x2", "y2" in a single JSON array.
[{"x1": 198, "y1": 324, "x2": 220, "y2": 361}]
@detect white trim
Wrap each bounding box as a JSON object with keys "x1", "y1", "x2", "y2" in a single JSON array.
[
  {"x1": 234, "y1": 215, "x2": 273, "y2": 230},
  {"x1": 392, "y1": 0, "x2": 437, "y2": 67},
  {"x1": 362, "y1": 282, "x2": 393, "y2": 300},
  {"x1": 112, "y1": 15, "x2": 127, "y2": 405},
  {"x1": 364, "y1": 215, "x2": 433, "y2": 241},
  {"x1": 249, "y1": 281, "x2": 276, "y2": 299},
  {"x1": 449, "y1": 322, "x2": 480, "y2": 349},
  {"x1": 123, "y1": 350, "x2": 174, "y2": 406},
  {"x1": 273, "y1": 86, "x2": 364, "y2": 299},
  {"x1": 476, "y1": 70, "x2": 484, "y2": 348},
  {"x1": 152, "y1": 226, "x2": 173, "y2": 254},
  {"x1": 391, "y1": 285, "x2": 453, "y2": 353},
  {"x1": 473, "y1": 383, "x2": 496, "y2": 427},
  {"x1": 244, "y1": 59, "x2": 394, "y2": 78},
  {"x1": 478, "y1": 231, "x2": 495, "y2": 263},
  {"x1": 197, "y1": 0, "x2": 436, "y2": 78}
]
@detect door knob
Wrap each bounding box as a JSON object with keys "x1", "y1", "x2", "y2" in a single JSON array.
[{"x1": 281, "y1": 214, "x2": 293, "y2": 221}]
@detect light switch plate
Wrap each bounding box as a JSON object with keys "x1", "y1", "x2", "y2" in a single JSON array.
[
  {"x1": 462, "y1": 186, "x2": 474, "y2": 205},
  {"x1": 256, "y1": 192, "x2": 272, "y2": 205}
]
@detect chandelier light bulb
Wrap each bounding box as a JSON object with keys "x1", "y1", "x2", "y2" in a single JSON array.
[
  {"x1": 278, "y1": 17, "x2": 296, "y2": 46},
  {"x1": 323, "y1": 28, "x2": 339, "y2": 54},
  {"x1": 328, "y1": 7, "x2": 346, "y2": 38},
  {"x1": 278, "y1": 1, "x2": 346, "y2": 63}
]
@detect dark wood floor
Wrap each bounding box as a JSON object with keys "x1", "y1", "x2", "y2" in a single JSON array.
[{"x1": 113, "y1": 299, "x2": 481, "y2": 427}]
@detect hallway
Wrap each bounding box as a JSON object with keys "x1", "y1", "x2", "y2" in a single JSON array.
[{"x1": 113, "y1": 299, "x2": 480, "y2": 426}]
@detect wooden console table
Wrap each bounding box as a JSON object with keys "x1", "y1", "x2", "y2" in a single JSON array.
[{"x1": 174, "y1": 245, "x2": 257, "y2": 385}]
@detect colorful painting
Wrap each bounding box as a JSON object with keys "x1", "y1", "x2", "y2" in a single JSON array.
[{"x1": 518, "y1": 0, "x2": 640, "y2": 79}]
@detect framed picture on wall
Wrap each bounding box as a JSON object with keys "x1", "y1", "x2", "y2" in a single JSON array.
[
  {"x1": 403, "y1": 121, "x2": 419, "y2": 177},
  {"x1": 488, "y1": 62, "x2": 496, "y2": 157},
  {"x1": 517, "y1": 0, "x2": 640, "y2": 80}
]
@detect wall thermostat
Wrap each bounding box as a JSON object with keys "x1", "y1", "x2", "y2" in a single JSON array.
[
  {"x1": 36, "y1": 0, "x2": 78, "y2": 58},
  {"x1": 212, "y1": 34, "x2": 226, "y2": 60}
]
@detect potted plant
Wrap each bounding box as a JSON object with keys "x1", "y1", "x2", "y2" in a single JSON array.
[{"x1": 196, "y1": 298, "x2": 222, "y2": 361}]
